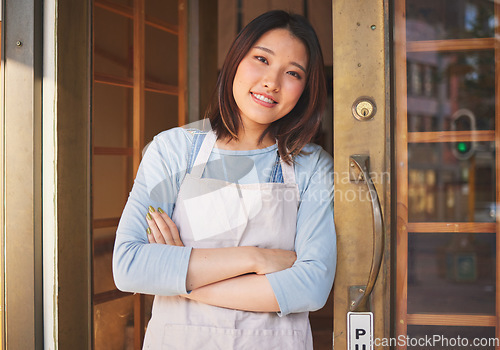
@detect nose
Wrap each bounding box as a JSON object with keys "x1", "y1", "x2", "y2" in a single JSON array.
[{"x1": 262, "y1": 70, "x2": 280, "y2": 92}]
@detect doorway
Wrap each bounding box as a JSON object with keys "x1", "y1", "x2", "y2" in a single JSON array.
[{"x1": 91, "y1": 0, "x2": 334, "y2": 348}]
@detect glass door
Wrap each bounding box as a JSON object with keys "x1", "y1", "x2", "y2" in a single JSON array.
[{"x1": 394, "y1": 0, "x2": 499, "y2": 347}]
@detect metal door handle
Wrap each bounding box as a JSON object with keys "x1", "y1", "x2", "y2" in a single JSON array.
[{"x1": 349, "y1": 155, "x2": 385, "y2": 311}]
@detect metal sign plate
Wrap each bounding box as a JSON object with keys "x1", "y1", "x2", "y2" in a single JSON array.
[{"x1": 347, "y1": 312, "x2": 373, "y2": 350}]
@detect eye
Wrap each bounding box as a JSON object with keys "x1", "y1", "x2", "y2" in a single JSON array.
[
  {"x1": 255, "y1": 56, "x2": 268, "y2": 64},
  {"x1": 287, "y1": 71, "x2": 302, "y2": 79}
]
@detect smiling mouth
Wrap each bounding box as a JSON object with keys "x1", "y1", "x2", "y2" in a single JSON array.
[{"x1": 251, "y1": 92, "x2": 277, "y2": 104}]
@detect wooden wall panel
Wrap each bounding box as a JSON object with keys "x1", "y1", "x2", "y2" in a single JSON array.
[
  {"x1": 218, "y1": 0, "x2": 237, "y2": 69},
  {"x1": 308, "y1": 0, "x2": 332, "y2": 66}
]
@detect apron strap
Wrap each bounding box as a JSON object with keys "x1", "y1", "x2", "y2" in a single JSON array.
[
  {"x1": 280, "y1": 157, "x2": 296, "y2": 184},
  {"x1": 190, "y1": 130, "x2": 217, "y2": 178}
]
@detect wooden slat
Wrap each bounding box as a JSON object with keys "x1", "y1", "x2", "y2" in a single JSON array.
[
  {"x1": 133, "y1": 0, "x2": 145, "y2": 175},
  {"x1": 407, "y1": 314, "x2": 496, "y2": 327},
  {"x1": 133, "y1": 1, "x2": 146, "y2": 348},
  {"x1": 146, "y1": 80, "x2": 178, "y2": 95},
  {"x1": 407, "y1": 222, "x2": 496, "y2": 233},
  {"x1": 94, "y1": 72, "x2": 178, "y2": 95},
  {"x1": 93, "y1": 217, "x2": 120, "y2": 229},
  {"x1": 93, "y1": 289, "x2": 131, "y2": 305},
  {"x1": 394, "y1": 0, "x2": 409, "y2": 347},
  {"x1": 407, "y1": 38, "x2": 495, "y2": 53},
  {"x1": 94, "y1": 147, "x2": 133, "y2": 156},
  {"x1": 95, "y1": 0, "x2": 133, "y2": 19},
  {"x1": 408, "y1": 130, "x2": 495, "y2": 143},
  {"x1": 145, "y1": 15, "x2": 178, "y2": 35},
  {"x1": 95, "y1": 0, "x2": 178, "y2": 35},
  {"x1": 178, "y1": 0, "x2": 187, "y2": 125},
  {"x1": 94, "y1": 72, "x2": 133, "y2": 89}
]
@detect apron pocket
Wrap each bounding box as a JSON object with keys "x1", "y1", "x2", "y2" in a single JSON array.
[
  {"x1": 161, "y1": 324, "x2": 305, "y2": 350},
  {"x1": 236, "y1": 328, "x2": 305, "y2": 350}
]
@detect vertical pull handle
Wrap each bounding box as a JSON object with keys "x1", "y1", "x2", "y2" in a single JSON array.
[{"x1": 349, "y1": 155, "x2": 385, "y2": 312}]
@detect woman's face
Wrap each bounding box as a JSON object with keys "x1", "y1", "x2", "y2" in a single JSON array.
[{"x1": 232, "y1": 28, "x2": 308, "y2": 131}]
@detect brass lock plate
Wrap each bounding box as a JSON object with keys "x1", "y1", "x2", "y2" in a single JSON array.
[{"x1": 352, "y1": 97, "x2": 376, "y2": 121}]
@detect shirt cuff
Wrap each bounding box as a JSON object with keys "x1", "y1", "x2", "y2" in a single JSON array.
[
  {"x1": 176, "y1": 246, "x2": 193, "y2": 295},
  {"x1": 265, "y1": 271, "x2": 291, "y2": 317}
]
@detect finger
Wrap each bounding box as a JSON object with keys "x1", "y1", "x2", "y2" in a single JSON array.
[
  {"x1": 146, "y1": 227, "x2": 156, "y2": 243},
  {"x1": 158, "y1": 207, "x2": 183, "y2": 247},
  {"x1": 148, "y1": 207, "x2": 175, "y2": 245},
  {"x1": 146, "y1": 211, "x2": 167, "y2": 244}
]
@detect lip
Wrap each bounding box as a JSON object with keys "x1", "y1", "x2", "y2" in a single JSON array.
[{"x1": 250, "y1": 92, "x2": 278, "y2": 108}]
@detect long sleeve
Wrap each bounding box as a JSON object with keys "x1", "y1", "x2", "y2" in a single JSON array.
[
  {"x1": 112, "y1": 128, "x2": 194, "y2": 296},
  {"x1": 265, "y1": 146, "x2": 336, "y2": 316}
]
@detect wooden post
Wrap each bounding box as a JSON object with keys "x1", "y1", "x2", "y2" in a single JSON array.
[{"x1": 133, "y1": 0, "x2": 146, "y2": 348}]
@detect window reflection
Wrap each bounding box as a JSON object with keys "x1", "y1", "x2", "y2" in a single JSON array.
[
  {"x1": 407, "y1": 51, "x2": 495, "y2": 133},
  {"x1": 408, "y1": 233, "x2": 496, "y2": 315},
  {"x1": 406, "y1": 0, "x2": 494, "y2": 41},
  {"x1": 408, "y1": 142, "x2": 495, "y2": 222}
]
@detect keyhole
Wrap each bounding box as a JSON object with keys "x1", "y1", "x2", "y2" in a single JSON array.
[{"x1": 352, "y1": 98, "x2": 376, "y2": 121}]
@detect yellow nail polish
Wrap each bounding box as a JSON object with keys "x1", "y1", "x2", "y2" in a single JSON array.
[
  {"x1": 146, "y1": 212, "x2": 152, "y2": 220},
  {"x1": 158, "y1": 207, "x2": 165, "y2": 214},
  {"x1": 148, "y1": 205, "x2": 156, "y2": 213},
  {"x1": 147, "y1": 227, "x2": 151, "y2": 235}
]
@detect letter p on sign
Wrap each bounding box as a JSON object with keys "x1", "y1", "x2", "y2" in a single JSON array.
[{"x1": 347, "y1": 312, "x2": 373, "y2": 350}]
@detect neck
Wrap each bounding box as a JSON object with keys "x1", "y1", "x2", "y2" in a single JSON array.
[{"x1": 217, "y1": 127, "x2": 275, "y2": 151}]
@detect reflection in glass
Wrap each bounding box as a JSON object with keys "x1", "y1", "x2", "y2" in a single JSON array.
[
  {"x1": 94, "y1": 228, "x2": 117, "y2": 295},
  {"x1": 406, "y1": 0, "x2": 494, "y2": 41},
  {"x1": 408, "y1": 233, "x2": 495, "y2": 315},
  {"x1": 407, "y1": 50, "x2": 495, "y2": 132},
  {"x1": 94, "y1": 296, "x2": 135, "y2": 350},
  {"x1": 407, "y1": 326, "x2": 496, "y2": 349},
  {"x1": 408, "y1": 142, "x2": 495, "y2": 222}
]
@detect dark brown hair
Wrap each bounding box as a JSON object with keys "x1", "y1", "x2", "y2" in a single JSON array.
[{"x1": 206, "y1": 10, "x2": 327, "y2": 164}]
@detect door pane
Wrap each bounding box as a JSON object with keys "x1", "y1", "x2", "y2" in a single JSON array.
[
  {"x1": 408, "y1": 142, "x2": 495, "y2": 222},
  {"x1": 407, "y1": 232, "x2": 495, "y2": 315},
  {"x1": 406, "y1": 0, "x2": 495, "y2": 41},
  {"x1": 407, "y1": 51, "x2": 495, "y2": 132}
]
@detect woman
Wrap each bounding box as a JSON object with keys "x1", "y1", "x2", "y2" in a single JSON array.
[{"x1": 113, "y1": 10, "x2": 336, "y2": 349}]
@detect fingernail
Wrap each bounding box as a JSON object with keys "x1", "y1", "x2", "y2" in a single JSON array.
[
  {"x1": 148, "y1": 205, "x2": 156, "y2": 213},
  {"x1": 146, "y1": 227, "x2": 151, "y2": 235},
  {"x1": 146, "y1": 212, "x2": 152, "y2": 220},
  {"x1": 158, "y1": 207, "x2": 165, "y2": 214}
]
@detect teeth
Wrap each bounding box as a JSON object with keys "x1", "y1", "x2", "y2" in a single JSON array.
[{"x1": 252, "y1": 93, "x2": 276, "y2": 104}]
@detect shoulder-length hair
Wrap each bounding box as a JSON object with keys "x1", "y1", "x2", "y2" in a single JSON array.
[{"x1": 206, "y1": 10, "x2": 327, "y2": 164}]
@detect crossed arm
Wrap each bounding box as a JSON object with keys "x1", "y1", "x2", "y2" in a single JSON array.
[
  {"x1": 113, "y1": 135, "x2": 336, "y2": 315},
  {"x1": 145, "y1": 206, "x2": 296, "y2": 312}
]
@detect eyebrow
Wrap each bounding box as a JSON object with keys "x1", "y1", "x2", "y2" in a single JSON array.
[{"x1": 254, "y1": 46, "x2": 307, "y2": 73}]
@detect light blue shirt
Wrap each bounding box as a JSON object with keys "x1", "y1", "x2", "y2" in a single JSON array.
[{"x1": 113, "y1": 127, "x2": 336, "y2": 316}]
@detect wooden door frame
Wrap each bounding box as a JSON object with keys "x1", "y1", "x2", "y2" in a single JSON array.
[{"x1": 1, "y1": 0, "x2": 92, "y2": 348}]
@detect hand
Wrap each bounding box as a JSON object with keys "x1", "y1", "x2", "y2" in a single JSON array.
[
  {"x1": 146, "y1": 206, "x2": 184, "y2": 246},
  {"x1": 254, "y1": 248, "x2": 297, "y2": 275}
]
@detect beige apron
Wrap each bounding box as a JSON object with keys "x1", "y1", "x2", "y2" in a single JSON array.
[{"x1": 143, "y1": 130, "x2": 312, "y2": 349}]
